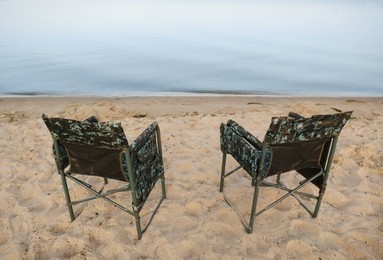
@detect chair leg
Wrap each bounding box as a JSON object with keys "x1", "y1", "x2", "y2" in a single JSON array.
[
  {"x1": 248, "y1": 177, "x2": 261, "y2": 233},
  {"x1": 313, "y1": 136, "x2": 338, "y2": 218},
  {"x1": 60, "y1": 173, "x2": 75, "y2": 221},
  {"x1": 161, "y1": 173, "x2": 167, "y2": 199},
  {"x1": 134, "y1": 211, "x2": 143, "y2": 240},
  {"x1": 313, "y1": 185, "x2": 326, "y2": 218},
  {"x1": 220, "y1": 152, "x2": 227, "y2": 192},
  {"x1": 276, "y1": 172, "x2": 282, "y2": 185}
]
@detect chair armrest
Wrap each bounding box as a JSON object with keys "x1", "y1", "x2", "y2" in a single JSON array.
[
  {"x1": 220, "y1": 121, "x2": 261, "y2": 176},
  {"x1": 221, "y1": 121, "x2": 271, "y2": 178},
  {"x1": 227, "y1": 120, "x2": 262, "y2": 148},
  {"x1": 130, "y1": 122, "x2": 159, "y2": 153},
  {"x1": 130, "y1": 122, "x2": 164, "y2": 211}
]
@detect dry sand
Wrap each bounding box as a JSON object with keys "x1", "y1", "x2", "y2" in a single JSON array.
[{"x1": 0, "y1": 96, "x2": 382, "y2": 259}]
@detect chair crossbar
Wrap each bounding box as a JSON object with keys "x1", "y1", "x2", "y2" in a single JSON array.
[
  {"x1": 224, "y1": 165, "x2": 243, "y2": 178},
  {"x1": 290, "y1": 193, "x2": 315, "y2": 216},
  {"x1": 72, "y1": 176, "x2": 93, "y2": 188},
  {"x1": 67, "y1": 173, "x2": 132, "y2": 194},
  {"x1": 222, "y1": 166, "x2": 325, "y2": 232},
  {"x1": 65, "y1": 173, "x2": 134, "y2": 215},
  {"x1": 260, "y1": 180, "x2": 320, "y2": 200},
  {"x1": 106, "y1": 185, "x2": 132, "y2": 195},
  {"x1": 222, "y1": 193, "x2": 252, "y2": 232},
  {"x1": 141, "y1": 195, "x2": 166, "y2": 234},
  {"x1": 67, "y1": 185, "x2": 133, "y2": 207},
  {"x1": 65, "y1": 171, "x2": 166, "y2": 237},
  {"x1": 223, "y1": 165, "x2": 321, "y2": 201},
  {"x1": 253, "y1": 170, "x2": 324, "y2": 218}
]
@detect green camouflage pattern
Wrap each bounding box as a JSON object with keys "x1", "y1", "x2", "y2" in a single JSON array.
[
  {"x1": 130, "y1": 122, "x2": 164, "y2": 211},
  {"x1": 49, "y1": 116, "x2": 100, "y2": 170},
  {"x1": 42, "y1": 114, "x2": 129, "y2": 149},
  {"x1": 264, "y1": 111, "x2": 353, "y2": 144},
  {"x1": 220, "y1": 112, "x2": 352, "y2": 178},
  {"x1": 220, "y1": 120, "x2": 270, "y2": 177},
  {"x1": 42, "y1": 114, "x2": 164, "y2": 212}
]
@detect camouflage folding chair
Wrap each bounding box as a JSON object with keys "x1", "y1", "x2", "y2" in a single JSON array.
[
  {"x1": 219, "y1": 111, "x2": 352, "y2": 233},
  {"x1": 42, "y1": 114, "x2": 166, "y2": 240}
]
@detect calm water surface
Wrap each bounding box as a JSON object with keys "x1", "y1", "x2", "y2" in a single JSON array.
[{"x1": 1, "y1": 0, "x2": 382, "y2": 96}]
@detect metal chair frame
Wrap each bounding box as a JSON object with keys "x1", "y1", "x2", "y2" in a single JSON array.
[
  {"x1": 46, "y1": 117, "x2": 166, "y2": 240},
  {"x1": 220, "y1": 136, "x2": 337, "y2": 233},
  {"x1": 219, "y1": 112, "x2": 351, "y2": 233}
]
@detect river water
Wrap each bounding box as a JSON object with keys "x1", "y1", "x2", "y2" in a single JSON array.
[{"x1": 1, "y1": 0, "x2": 382, "y2": 96}]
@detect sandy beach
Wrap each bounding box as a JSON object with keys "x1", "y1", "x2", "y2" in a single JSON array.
[{"x1": 0, "y1": 96, "x2": 382, "y2": 259}]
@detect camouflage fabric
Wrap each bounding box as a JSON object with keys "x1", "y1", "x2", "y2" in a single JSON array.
[
  {"x1": 130, "y1": 122, "x2": 164, "y2": 212},
  {"x1": 288, "y1": 112, "x2": 304, "y2": 120},
  {"x1": 42, "y1": 115, "x2": 164, "y2": 212},
  {"x1": 42, "y1": 114, "x2": 129, "y2": 149},
  {"x1": 221, "y1": 111, "x2": 352, "y2": 178},
  {"x1": 51, "y1": 116, "x2": 100, "y2": 170},
  {"x1": 264, "y1": 111, "x2": 353, "y2": 144},
  {"x1": 226, "y1": 120, "x2": 263, "y2": 148},
  {"x1": 220, "y1": 120, "x2": 270, "y2": 177}
]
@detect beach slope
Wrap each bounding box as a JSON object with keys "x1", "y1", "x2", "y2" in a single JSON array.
[{"x1": 0, "y1": 96, "x2": 382, "y2": 259}]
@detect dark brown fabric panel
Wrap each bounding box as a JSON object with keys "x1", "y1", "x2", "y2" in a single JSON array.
[
  {"x1": 296, "y1": 168, "x2": 323, "y2": 188},
  {"x1": 296, "y1": 139, "x2": 332, "y2": 188},
  {"x1": 65, "y1": 143, "x2": 128, "y2": 182},
  {"x1": 266, "y1": 138, "x2": 327, "y2": 177}
]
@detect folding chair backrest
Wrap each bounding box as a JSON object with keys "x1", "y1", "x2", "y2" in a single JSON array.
[
  {"x1": 42, "y1": 115, "x2": 129, "y2": 182},
  {"x1": 263, "y1": 111, "x2": 352, "y2": 177}
]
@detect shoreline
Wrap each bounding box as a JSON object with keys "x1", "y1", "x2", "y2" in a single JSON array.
[
  {"x1": 1, "y1": 96, "x2": 381, "y2": 119},
  {"x1": 1, "y1": 90, "x2": 382, "y2": 99}
]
